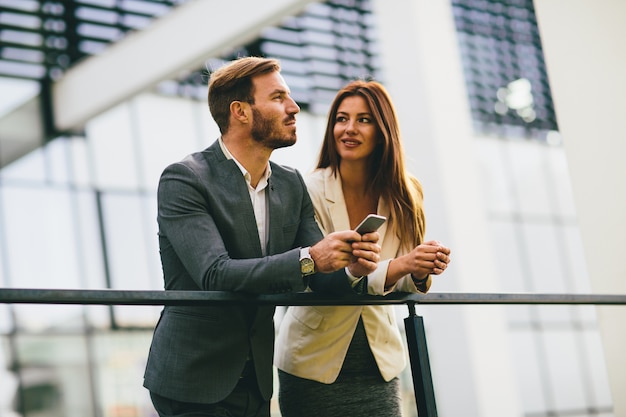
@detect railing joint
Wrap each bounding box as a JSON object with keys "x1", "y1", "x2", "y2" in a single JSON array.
[{"x1": 407, "y1": 300, "x2": 417, "y2": 317}]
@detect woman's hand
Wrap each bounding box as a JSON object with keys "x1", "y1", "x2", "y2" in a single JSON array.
[{"x1": 387, "y1": 240, "x2": 451, "y2": 288}]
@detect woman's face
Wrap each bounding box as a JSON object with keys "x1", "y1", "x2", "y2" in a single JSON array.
[{"x1": 333, "y1": 95, "x2": 379, "y2": 163}]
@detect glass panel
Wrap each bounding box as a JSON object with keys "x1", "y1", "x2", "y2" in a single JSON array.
[
  {"x1": 582, "y1": 329, "x2": 613, "y2": 407},
  {"x1": 101, "y1": 192, "x2": 158, "y2": 291},
  {"x1": 85, "y1": 102, "x2": 140, "y2": 190},
  {"x1": 68, "y1": 136, "x2": 93, "y2": 188},
  {"x1": 133, "y1": 94, "x2": 205, "y2": 191},
  {"x1": 100, "y1": 192, "x2": 161, "y2": 326},
  {"x1": 3, "y1": 186, "x2": 82, "y2": 289},
  {"x1": 575, "y1": 305, "x2": 598, "y2": 326},
  {"x1": 562, "y1": 224, "x2": 591, "y2": 293},
  {"x1": 0, "y1": 336, "x2": 19, "y2": 416},
  {"x1": 2, "y1": 135, "x2": 89, "y2": 187},
  {"x1": 542, "y1": 330, "x2": 587, "y2": 411},
  {"x1": 489, "y1": 220, "x2": 528, "y2": 293},
  {"x1": 506, "y1": 140, "x2": 553, "y2": 217},
  {"x1": 45, "y1": 137, "x2": 71, "y2": 185},
  {"x1": 0, "y1": 77, "x2": 40, "y2": 116},
  {"x1": 71, "y1": 190, "x2": 112, "y2": 329},
  {"x1": 522, "y1": 222, "x2": 572, "y2": 322},
  {"x1": 522, "y1": 222, "x2": 568, "y2": 293},
  {"x1": 15, "y1": 334, "x2": 94, "y2": 417},
  {"x1": 73, "y1": 190, "x2": 107, "y2": 289},
  {"x1": 91, "y1": 331, "x2": 154, "y2": 417},
  {"x1": 0, "y1": 146, "x2": 47, "y2": 182},
  {"x1": 14, "y1": 304, "x2": 86, "y2": 332},
  {"x1": 0, "y1": 227, "x2": 5, "y2": 288},
  {"x1": 398, "y1": 361, "x2": 417, "y2": 416},
  {"x1": 0, "y1": 305, "x2": 11, "y2": 334},
  {"x1": 545, "y1": 147, "x2": 577, "y2": 218},
  {"x1": 475, "y1": 136, "x2": 517, "y2": 214},
  {"x1": 488, "y1": 220, "x2": 532, "y2": 323},
  {"x1": 1, "y1": 184, "x2": 90, "y2": 330},
  {"x1": 193, "y1": 99, "x2": 221, "y2": 149},
  {"x1": 510, "y1": 330, "x2": 547, "y2": 414}
]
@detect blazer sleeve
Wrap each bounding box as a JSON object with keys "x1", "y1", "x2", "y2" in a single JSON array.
[{"x1": 157, "y1": 158, "x2": 352, "y2": 295}]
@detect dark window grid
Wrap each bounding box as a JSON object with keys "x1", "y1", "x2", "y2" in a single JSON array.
[
  {"x1": 166, "y1": 0, "x2": 381, "y2": 113},
  {"x1": 452, "y1": 0, "x2": 558, "y2": 138},
  {"x1": 2, "y1": 0, "x2": 381, "y2": 115},
  {"x1": 0, "y1": 0, "x2": 185, "y2": 80},
  {"x1": 266, "y1": 2, "x2": 381, "y2": 111},
  {"x1": 0, "y1": 0, "x2": 375, "y2": 127}
]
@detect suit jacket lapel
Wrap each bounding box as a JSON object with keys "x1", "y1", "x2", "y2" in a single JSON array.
[
  {"x1": 266, "y1": 173, "x2": 283, "y2": 255},
  {"x1": 205, "y1": 141, "x2": 264, "y2": 257}
]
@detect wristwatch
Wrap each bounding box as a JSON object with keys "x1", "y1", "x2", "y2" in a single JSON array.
[{"x1": 299, "y1": 247, "x2": 315, "y2": 276}]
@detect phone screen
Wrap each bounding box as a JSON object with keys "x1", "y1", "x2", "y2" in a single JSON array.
[{"x1": 354, "y1": 214, "x2": 386, "y2": 234}]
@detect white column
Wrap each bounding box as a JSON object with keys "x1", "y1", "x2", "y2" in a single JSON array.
[
  {"x1": 371, "y1": 1, "x2": 522, "y2": 416},
  {"x1": 534, "y1": 1, "x2": 626, "y2": 415}
]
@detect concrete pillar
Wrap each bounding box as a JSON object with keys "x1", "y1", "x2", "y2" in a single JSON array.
[{"x1": 534, "y1": 1, "x2": 626, "y2": 415}]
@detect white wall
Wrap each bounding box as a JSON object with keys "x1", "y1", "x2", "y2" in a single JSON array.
[
  {"x1": 370, "y1": 1, "x2": 523, "y2": 416},
  {"x1": 534, "y1": 1, "x2": 626, "y2": 415}
]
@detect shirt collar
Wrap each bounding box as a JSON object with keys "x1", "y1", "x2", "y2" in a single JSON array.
[{"x1": 218, "y1": 136, "x2": 272, "y2": 185}]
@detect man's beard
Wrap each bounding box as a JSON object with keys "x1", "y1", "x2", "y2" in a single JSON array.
[{"x1": 251, "y1": 107, "x2": 297, "y2": 149}]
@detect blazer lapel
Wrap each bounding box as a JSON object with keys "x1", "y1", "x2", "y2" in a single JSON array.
[
  {"x1": 324, "y1": 169, "x2": 351, "y2": 232},
  {"x1": 324, "y1": 168, "x2": 391, "y2": 247}
]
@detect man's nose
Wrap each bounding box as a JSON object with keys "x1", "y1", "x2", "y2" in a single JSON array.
[{"x1": 287, "y1": 96, "x2": 300, "y2": 114}]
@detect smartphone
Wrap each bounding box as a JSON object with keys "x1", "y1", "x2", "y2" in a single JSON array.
[{"x1": 354, "y1": 214, "x2": 386, "y2": 234}]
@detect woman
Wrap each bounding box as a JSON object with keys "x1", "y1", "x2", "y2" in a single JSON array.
[{"x1": 275, "y1": 80, "x2": 451, "y2": 416}]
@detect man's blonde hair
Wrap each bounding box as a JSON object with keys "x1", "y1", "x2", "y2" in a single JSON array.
[{"x1": 208, "y1": 57, "x2": 281, "y2": 134}]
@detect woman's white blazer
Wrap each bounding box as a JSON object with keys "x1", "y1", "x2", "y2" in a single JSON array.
[{"x1": 274, "y1": 167, "x2": 430, "y2": 383}]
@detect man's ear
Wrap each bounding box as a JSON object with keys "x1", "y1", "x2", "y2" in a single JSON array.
[{"x1": 230, "y1": 101, "x2": 250, "y2": 124}]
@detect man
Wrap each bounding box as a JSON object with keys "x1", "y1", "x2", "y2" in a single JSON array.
[{"x1": 143, "y1": 56, "x2": 381, "y2": 417}]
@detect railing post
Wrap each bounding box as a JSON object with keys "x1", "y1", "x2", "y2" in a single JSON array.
[{"x1": 404, "y1": 301, "x2": 438, "y2": 416}]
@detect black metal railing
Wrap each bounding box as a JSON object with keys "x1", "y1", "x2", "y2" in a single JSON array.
[{"x1": 1, "y1": 288, "x2": 625, "y2": 416}]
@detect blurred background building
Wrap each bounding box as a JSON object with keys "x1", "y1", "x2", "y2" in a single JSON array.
[{"x1": 0, "y1": 0, "x2": 624, "y2": 416}]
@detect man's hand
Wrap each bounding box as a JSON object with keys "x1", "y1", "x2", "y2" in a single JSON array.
[
  {"x1": 347, "y1": 231, "x2": 381, "y2": 277},
  {"x1": 309, "y1": 230, "x2": 380, "y2": 274}
]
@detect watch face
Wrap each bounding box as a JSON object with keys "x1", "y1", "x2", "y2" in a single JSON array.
[{"x1": 301, "y1": 258, "x2": 315, "y2": 275}]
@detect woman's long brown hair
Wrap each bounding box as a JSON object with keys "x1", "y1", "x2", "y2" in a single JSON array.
[{"x1": 316, "y1": 80, "x2": 426, "y2": 250}]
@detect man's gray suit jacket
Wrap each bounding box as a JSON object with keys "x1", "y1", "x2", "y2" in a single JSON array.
[{"x1": 143, "y1": 140, "x2": 353, "y2": 404}]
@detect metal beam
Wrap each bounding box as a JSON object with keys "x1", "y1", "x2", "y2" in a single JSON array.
[
  {"x1": 52, "y1": 0, "x2": 320, "y2": 132},
  {"x1": 0, "y1": 95, "x2": 44, "y2": 167}
]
